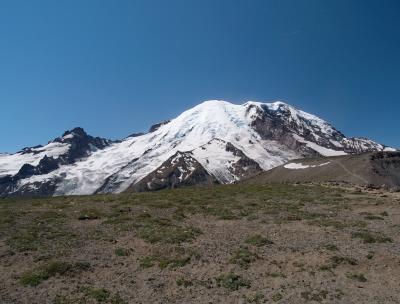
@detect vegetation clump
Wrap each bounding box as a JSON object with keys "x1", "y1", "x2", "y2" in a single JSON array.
[
  {"x1": 246, "y1": 292, "x2": 264, "y2": 303},
  {"x1": 245, "y1": 234, "x2": 273, "y2": 247},
  {"x1": 135, "y1": 215, "x2": 201, "y2": 244},
  {"x1": 20, "y1": 261, "x2": 90, "y2": 286},
  {"x1": 364, "y1": 214, "x2": 384, "y2": 220},
  {"x1": 84, "y1": 287, "x2": 110, "y2": 302},
  {"x1": 216, "y1": 273, "x2": 250, "y2": 290},
  {"x1": 319, "y1": 256, "x2": 357, "y2": 272},
  {"x1": 230, "y1": 247, "x2": 257, "y2": 268},
  {"x1": 139, "y1": 248, "x2": 196, "y2": 269},
  {"x1": 324, "y1": 244, "x2": 338, "y2": 251},
  {"x1": 352, "y1": 231, "x2": 392, "y2": 243},
  {"x1": 346, "y1": 273, "x2": 367, "y2": 282},
  {"x1": 267, "y1": 272, "x2": 286, "y2": 278},
  {"x1": 301, "y1": 290, "x2": 329, "y2": 302},
  {"x1": 78, "y1": 208, "x2": 102, "y2": 220},
  {"x1": 176, "y1": 277, "x2": 193, "y2": 287},
  {"x1": 115, "y1": 247, "x2": 131, "y2": 257},
  {"x1": 7, "y1": 211, "x2": 76, "y2": 252},
  {"x1": 272, "y1": 293, "x2": 283, "y2": 302}
]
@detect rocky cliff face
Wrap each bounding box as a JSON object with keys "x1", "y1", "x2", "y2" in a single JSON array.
[
  {"x1": 129, "y1": 152, "x2": 218, "y2": 192},
  {"x1": 0, "y1": 100, "x2": 395, "y2": 197},
  {"x1": 247, "y1": 102, "x2": 389, "y2": 156}
]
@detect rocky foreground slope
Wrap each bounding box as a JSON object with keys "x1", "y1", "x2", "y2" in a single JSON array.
[
  {"x1": 0, "y1": 100, "x2": 395, "y2": 196},
  {"x1": 248, "y1": 151, "x2": 400, "y2": 188}
]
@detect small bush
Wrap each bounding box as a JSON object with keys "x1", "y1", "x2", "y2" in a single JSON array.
[
  {"x1": 230, "y1": 247, "x2": 257, "y2": 268},
  {"x1": 176, "y1": 277, "x2": 193, "y2": 287},
  {"x1": 364, "y1": 214, "x2": 384, "y2": 220},
  {"x1": 301, "y1": 290, "x2": 329, "y2": 302},
  {"x1": 346, "y1": 273, "x2": 367, "y2": 282},
  {"x1": 139, "y1": 256, "x2": 156, "y2": 268},
  {"x1": 110, "y1": 293, "x2": 127, "y2": 304},
  {"x1": 268, "y1": 272, "x2": 286, "y2": 278},
  {"x1": 272, "y1": 293, "x2": 283, "y2": 302},
  {"x1": 78, "y1": 208, "x2": 101, "y2": 220},
  {"x1": 158, "y1": 256, "x2": 191, "y2": 269},
  {"x1": 319, "y1": 255, "x2": 357, "y2": 272},
  {"x1": 115, "y1": 248, "x2": 131, "y2": 257},
  {"x1": 330, "y1": 256, "x2": 358, "y2": 266},
  {"x1": 139, "y1": 254, "x2": 192, "y2": 269},
  {"x1": 85, "y1": 287, "x2": 110, "y2": 302},
  {"x1": 246, "y1": 292, "x2": 264, "y2": 303},
  {"x1": 216, "y1": 273, "x2": 250, "y2": 290},
  {"x1": 20, "y1": 269, "x2": 49, "y2": 287},
  {"x1": 352, "y1": 231, "x2": 392, "y2": 243},
  {"x1": 324, "y1": 244, "x2": 338, "y2": 251},
  {"x1": 245, "y1": 235, "x2": 273, "y2": 247}
]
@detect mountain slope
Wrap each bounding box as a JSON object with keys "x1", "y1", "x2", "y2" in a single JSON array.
[
  {"x1": 247, "y1": 151, "x2": 400, "y2": 188},
  {"x1": 0, "y1": 100, "x2": 395, "y2": 197}
]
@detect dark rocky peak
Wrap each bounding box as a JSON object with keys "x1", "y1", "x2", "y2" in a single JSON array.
[
  {"x1": 54, "y1": 127, "x2": 90, "y2": 143},
  {"x1": 149, "y1": 120, "x2": 171, "y2": 133},
  {"x1": 16, "y1": 163, "x2": 36, "y2": 179},
  {"x1": 128, "y1": 151, "x2": 218, "y2": 192},
  {"x1": 61, "y1": 127, "x2": 87, "y2": 138},
  {"x1": 10, "y1": 128, "x2": 113, "y2": 185},
  {"x1": 54, "y1": 127, "x2": 112, "y2": 150},
  {"x1": 56, "y1": 127, "x2": 111, "y2": 162},
  {"x1": 126, "y1": 132, "x2": 145, "y2": 139}
]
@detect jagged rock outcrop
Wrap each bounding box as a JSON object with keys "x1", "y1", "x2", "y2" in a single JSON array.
[
  {"x1": 149, "y1": 120, "x2": 171, "y2": 133},
  {"x1": 128, "y1": 152, "x2": 218, "y2": 192}
]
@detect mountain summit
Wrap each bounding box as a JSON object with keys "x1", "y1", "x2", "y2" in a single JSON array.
[{"x1": 0, "y1": 100, "x2": 395, "y2": 196}]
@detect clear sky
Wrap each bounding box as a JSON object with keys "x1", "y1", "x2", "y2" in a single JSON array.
[{"x1": 1, "y1": 0, "x2": 399, "y2": 152}]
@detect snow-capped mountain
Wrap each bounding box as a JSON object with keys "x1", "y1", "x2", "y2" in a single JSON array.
[{"x1": 0, "y1": 100, "x2": 395, "y2": 197}]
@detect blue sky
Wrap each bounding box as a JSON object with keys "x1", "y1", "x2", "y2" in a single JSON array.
[{"x1": 1, "y1": 0, "x2": 399, "y2": 152}]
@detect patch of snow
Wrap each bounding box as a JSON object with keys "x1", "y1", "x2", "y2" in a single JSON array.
[
  {"x1": 62, "y1": 134, "x2": 74, "y2": 140},
  {"x1": 284, "y1": 162, "x2": 330, "y2": 170},
  {"x1": 293, "y1": 134, "x2": 347, "y2": 156},
  {"x1": 191, "y1": 139, "x2": 241, "y2": 183},
  {"x1": 330, "y1": 139, "x2": 343, "y2": 148}
]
